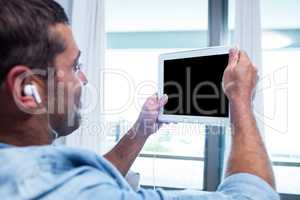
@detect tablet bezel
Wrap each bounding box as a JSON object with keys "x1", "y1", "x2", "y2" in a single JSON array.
[{"x1": 158, "y1": 46, "x2": 230, "y2": 126}]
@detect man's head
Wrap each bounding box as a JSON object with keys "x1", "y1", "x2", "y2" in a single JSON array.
[{"x1": 0, "y1": 0, "x2": 87, "y2": 145}]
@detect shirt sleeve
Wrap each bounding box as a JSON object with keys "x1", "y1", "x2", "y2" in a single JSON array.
[
  {"x1": 71, "y1": 172, "x2": 280, "y2": 200},
  {"x1": 41, "y1": 157, "x2": 279, "y2": 200},
  {"x1": 76, "y1": 184, "x2": 229, "y2": 200},
  {"x1": 217, "y1": 173, "x2": 280, "y2": 200}
]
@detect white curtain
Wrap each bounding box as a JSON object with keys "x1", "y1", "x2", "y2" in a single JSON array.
[
  {"x1": 222, "y1": 0, "x2": 264, "y2": 179},
  {"x1": 65, "y1": 0, "x2": 106, "y2": 153},
  {"x1": 234, "y1": 0, "x2": 265, "y2": 135}
]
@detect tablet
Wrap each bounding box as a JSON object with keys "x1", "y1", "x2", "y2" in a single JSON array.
[{"x1": 158, "y1": 46, "x2": 230, "y2": 125}]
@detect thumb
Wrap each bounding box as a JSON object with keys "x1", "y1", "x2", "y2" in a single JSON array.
[
  {"x1": 239, "y1": 50, "x2": 251, "y2": 65},
  {"x1": 159, "y1": 94, "x2": 168, "y2": 107}
]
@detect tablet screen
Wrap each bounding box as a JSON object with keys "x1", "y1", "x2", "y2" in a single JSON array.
[{"x1": 163, "y1": 54, "x2": 229, "y2": 117}]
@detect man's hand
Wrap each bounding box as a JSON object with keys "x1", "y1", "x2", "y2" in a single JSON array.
[
  {"x1": 223, "y1": 48, "x2": 276, "y2": 189},
  {"x1": 104, "y1": 94, "x2": 168, "y2": 176},
  {"x1": 131, "y1": 94, "x2": 168, "y2": 138},
  {"x1": 222, "y1": 48, "x2": 258, "y2": 105}
]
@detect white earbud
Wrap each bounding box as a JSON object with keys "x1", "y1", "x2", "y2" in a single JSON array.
[{"x1": 24, "y1": 84, "x2": 42, "y2": 104}]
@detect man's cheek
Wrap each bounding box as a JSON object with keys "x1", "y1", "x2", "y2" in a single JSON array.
[{"x1": 71, "y1": 83, "x2": 82, "y2": 109}]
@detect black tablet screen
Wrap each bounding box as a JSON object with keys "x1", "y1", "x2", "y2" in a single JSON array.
[{"x1": 163, "y1": 54, "x2": 229, "y2": 117}]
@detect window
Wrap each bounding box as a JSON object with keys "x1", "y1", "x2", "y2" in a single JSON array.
[
  {"x1": 228, "y1": 0, "x2": 300, "y2": 195},
  {"x1": 104, "y1": 0, "x2": 208, "y2": 189},
  {"x1": 104, "y1": 0, "x2": 300, "y2": 195},
  {"x1": 261, "y1": 0, "x2": 300, "y2": 195}
]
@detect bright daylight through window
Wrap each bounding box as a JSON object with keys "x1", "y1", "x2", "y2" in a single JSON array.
[
  {"x1": 261, "y1": 0, "x2": 300, "y2": 195},
  {"x1": 228, "y1": 0, "x2": 300, "y2": 195},
  {"x1": 104, "y1": 0, "x2": 208, "y2": 189},
  {"x1": 104, "y1": 0, "x2": 300, "y2": 194}
]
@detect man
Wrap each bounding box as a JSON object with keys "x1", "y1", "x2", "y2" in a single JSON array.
[{"x1": 0, "y1": 0, "x2": 279, "y2": 199}]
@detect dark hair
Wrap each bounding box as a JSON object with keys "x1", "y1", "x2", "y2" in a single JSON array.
[{"x1": 0, "y1": 0, "x2": 70, "y2": 83}]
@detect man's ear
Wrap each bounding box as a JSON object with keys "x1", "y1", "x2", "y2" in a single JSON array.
[{"x1": 5, "y1": 66, "x2": 38, "y2": 109}]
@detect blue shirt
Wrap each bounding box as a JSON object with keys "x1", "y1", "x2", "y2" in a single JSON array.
[{"x1": 0, "y1": 144, "x2": 280, "y2": 200}]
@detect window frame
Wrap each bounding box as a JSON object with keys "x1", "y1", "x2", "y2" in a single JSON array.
[
  {"x1": 137, "y1": 0, "x2": 229, "y2": 192},
  {"x1": 105, "y1": 0, "x2": 300, "y2": 198},
  {"x1": 137, "y1": 0, "x2": 228, "y2": 191}
]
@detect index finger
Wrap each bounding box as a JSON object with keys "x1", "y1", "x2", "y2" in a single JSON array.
[{"x1": 228, "y1": 48, "x2": 240, "y2": 69}]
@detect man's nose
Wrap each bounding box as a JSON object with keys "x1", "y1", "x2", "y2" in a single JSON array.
[{"x1": 78, "y1": 71, "x2": 88, "y2": 85}]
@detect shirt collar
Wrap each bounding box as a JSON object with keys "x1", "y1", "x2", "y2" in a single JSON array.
[{"x1": 0, "y1": 143, "x2": 13, "y2": 149}]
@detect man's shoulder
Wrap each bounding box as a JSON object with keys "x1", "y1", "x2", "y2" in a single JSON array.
[
  {"x1": 0, "y1": 144, "x2": 122, "y2": 199},
  {"x1": 0, "y1": 144, "x2": 110, "y2": 174}
]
